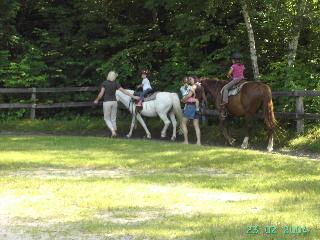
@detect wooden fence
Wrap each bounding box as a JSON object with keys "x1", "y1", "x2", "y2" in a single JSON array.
[{"x1": 0, "y1": 87, "x2": 319, "y2": 134}]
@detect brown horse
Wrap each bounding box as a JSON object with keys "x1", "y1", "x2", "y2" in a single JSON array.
[
  {"x1": 189, "y1": 76, "x2": 208, "y2": 106},
  {"x1": 200, "y1": 77, "x2": 276, "y2": 152}
]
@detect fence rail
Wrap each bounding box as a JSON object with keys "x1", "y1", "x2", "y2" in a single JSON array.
[{"x1": 0, "y1": 87, "x2": 319, "y2": 134}]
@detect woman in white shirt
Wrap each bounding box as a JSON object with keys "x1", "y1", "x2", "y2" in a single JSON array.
[{"x1": 136, "y1": 70, "x2": 152, "y2": 106}]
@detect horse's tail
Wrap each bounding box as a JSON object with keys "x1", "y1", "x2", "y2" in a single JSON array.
[
  {"x1": 171, "y1": 93, "x2": 183, "y2": 126},
  {"x1": 262, "y1": 85, "x2": 277, "y2": 130}
]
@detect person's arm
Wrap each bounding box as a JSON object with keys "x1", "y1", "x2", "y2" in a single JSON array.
[
  {"x1": 119, "y1": 87, "x2": 139, "y2": 100},
  {"x1": 182, "y1": 86, "x2": 195, "y2": 103},
  {"x1": 94, "y1": 87, "x2": 105, "y2": 104},
  {"x1": 137, "y1": 80, "x2": 144, "y2": 89},
  {"x1": 227, "y1": 67, "x2": 233, "y2": 79}
]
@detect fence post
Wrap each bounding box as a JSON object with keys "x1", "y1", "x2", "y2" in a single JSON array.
[
  {"x1": 30, "y1": 87, "x2": 37, "y2": 120},
  {"x1": 296, "y1": 95, "x2": 304, "y2": 134}
]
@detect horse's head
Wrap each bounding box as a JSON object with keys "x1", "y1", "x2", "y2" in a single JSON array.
[
  {"x1": 186, "y1": 76, "x2": 206, "y2": 102},
  {"x1": 115, "y1": 89, "x2": 134, "y2": 106},
  {"x1": 199, "y1": 77, "x2": 227, "y2": 99}
]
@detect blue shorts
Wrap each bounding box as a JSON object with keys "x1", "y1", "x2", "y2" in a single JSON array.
[{"x1": 183, "y1": 104, "x2": 199, "y2": 120}]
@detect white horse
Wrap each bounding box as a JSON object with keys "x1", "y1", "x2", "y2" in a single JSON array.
[{"x1": 115, "y1": 90, "x2": 183, "y2": 140}]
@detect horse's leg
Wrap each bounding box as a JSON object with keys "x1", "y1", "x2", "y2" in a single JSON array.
[
  {"x1": 126, "y1": 114, "x2": 136, "y2": 138},
  {"x1": 168, "y1": 110, "x2": 177, "y2": 141},
  {"x1": 241, "y1": 113, "x2": 253, "y2": 149},
  {"x1": 219, "y1": 117, "x2": 235, "y2": 146},
  {"x1": 267, "y1": 129, "x2": 274, "y2": 152},
  {"x1": 136, "y1": 114, "x2": 151, "y2": 139},
  {"x1": 158, "y1": 112, "x2": 171, "y2": 138}
]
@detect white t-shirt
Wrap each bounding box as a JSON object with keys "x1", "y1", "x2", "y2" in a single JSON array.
[
  {"x1": 142, "y1": 78, "x2": 152, "y2": 91},
  {"x1": 180, "y1": 85, "x2": 192, "y2": 97}
]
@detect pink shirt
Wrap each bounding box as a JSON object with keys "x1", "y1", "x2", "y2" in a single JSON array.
[
  {"x1": 232, "y1": 63, "x2": 245, "y2": 79},
  {"x1": 186, "y1": 96, "x2": 197, "y2": 103}
]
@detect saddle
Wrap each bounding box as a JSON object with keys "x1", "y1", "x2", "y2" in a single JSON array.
[
  {"x1": 227, "y1": 81, "x2": 247, "y2": 97},
  {"x1": 133, "y1": 89, "x2": 159, "y2": 112},
  {"x1": 133, "y1": 89, "x2": 159, "y2": 102},
  {"x1": 220, "y1": 81, "x2": 248, "y2": 119}
]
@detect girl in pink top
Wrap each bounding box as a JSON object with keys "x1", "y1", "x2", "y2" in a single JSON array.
[
  {"x1": 230, "y1": 62, "x2": 245, "y2": 80},
  {"x1": 221, "y1": 52, "x2": 245, "y2": 107}
]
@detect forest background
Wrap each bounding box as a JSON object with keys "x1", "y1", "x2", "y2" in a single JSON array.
[{"x1": 0, "y1": 0, "x2": 319, "y2": 118}]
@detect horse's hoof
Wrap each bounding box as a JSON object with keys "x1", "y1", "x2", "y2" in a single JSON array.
[
  {"x1": 171, "y1": 137, "x2": 176, "y2": 141},
  {"x1": 229, "y1": 138, "x2": 236, "y2": 146},
  {"x1": 146, "y1": 135, "x2": 151, "y2": 139},
  {"x1": 241, "y1": 144, "x2": 248, "y2": 149},
  {"x1": 126, "y1": 134, "x2": 131, "y2": 138},
  {"x1": 267, "y1": 147, "x2": 273, "y2": 152}
]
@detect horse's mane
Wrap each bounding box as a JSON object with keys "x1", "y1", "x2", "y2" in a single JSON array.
[
  {"x1": 199, "y1": 77, "x2": 228, "y2": 91},
  {"x1": 184, "y1": 76, "x2": 230, "y2": 100},
  {"x1": 199, "y1": 77, "x2": 228, "y2": 87}
]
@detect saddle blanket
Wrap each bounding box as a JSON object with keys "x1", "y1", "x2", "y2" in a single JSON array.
[
  {"x1": 228, "y1": 82, "x2": 247, "y2": 97},
  {"x1": 144, "y1": 92, "x2": 158, "y2": 102},
  {"x1": 133, "y1": 90, "x2": 159, "y2": 102}
]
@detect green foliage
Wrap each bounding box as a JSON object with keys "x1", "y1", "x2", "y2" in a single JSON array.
[
  {"x1": 289, "y1": 124, "x2": 320, "y2": 153},
  {"x1": 2, "y1": 45, "x2": 48, "y2": 87},
  {"x1": 97, "y1": 49, "x2": 135, "y2": 85},
  {"x1": 0, "y1": 0, "x2": 319, "y2": 118}
]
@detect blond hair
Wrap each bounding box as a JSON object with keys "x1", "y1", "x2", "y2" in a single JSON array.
[{"x1": 106, "y1": 71, "x2": 118, "y2": 81}]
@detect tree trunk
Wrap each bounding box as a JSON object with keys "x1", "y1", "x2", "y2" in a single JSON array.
[
  {"x1": 242, "y1": 1, "x2": 260, "y2": 81},
  {"x1": 288, "y1": 34, "x2": 300, "y2": 67},
  {"x1": 288, "y1": 0, "x2": 307, "y2": 68}
]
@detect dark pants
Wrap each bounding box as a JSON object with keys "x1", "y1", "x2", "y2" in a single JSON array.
[{"x1": 139, "y1": 88, "x2": 152, "y2": 102}]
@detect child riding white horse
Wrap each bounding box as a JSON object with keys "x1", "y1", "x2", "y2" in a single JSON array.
[{"x1": 116, "y1": 89, "x2": 183, "y2": 140}]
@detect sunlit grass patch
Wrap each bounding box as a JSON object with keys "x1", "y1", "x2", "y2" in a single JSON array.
[
  {"x1": 289, "y1": 126, "x2": 320, "y2": 153},
  {"x1": 0, "y1": 135, "x2": 319, "y2": 239}
]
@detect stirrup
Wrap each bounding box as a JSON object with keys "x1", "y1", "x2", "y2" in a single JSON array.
[
  {"x1": 220, "y1": 110, "x2": 228, "y2": 119},
  {"x1": 136, "y1": 104, "x2": 143, "y2": 112}
]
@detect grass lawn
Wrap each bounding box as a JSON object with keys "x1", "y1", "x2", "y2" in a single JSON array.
[
  {"x1": 0, "y1": 135, "x2": 319, "y2": 239},
  {"x1": 0, "y1": 118, "x2": 300, "y2": 150},
  {"x1": 288, "y1": 126, "x2": 320, "y2": 153}
]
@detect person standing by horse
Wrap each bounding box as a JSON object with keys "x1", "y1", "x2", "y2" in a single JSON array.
[
  {"x1": 181, "y1": 76, "x2": 201, "y2": 145},
  {"x1": 94, "y1": 71, "x2": 139, "y2": 137},
  {"x1": 220, "y1": 52, "x2": 245, "y2": 114},
  {"x1": 136, "y1": 70, "x2": 152, "y2": 107},
  {"x1": 180, "y1": 77, "x2": 200, "y2": 113}
]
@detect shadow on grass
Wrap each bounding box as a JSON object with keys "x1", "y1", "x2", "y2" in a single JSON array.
[
  {"x1": 1, "y1": 136, "x2": 320, "y2": 195},
  {"x1": 1, "y1": 135, "x2": 319, "y2": 173}
]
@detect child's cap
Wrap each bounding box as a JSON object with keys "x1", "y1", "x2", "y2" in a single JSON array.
[{"x1": 231, "y1": 52, "x2": 242, "y2": 60}]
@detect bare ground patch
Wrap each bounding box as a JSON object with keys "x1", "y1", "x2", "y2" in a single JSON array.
[{"x1": 0, "y1": 167, "x2": 234, "y2": 180}]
